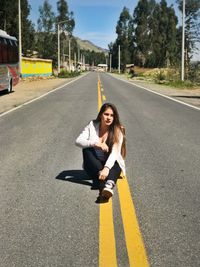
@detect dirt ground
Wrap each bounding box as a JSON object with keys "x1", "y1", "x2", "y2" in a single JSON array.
[
  {"x1": 0, "y1": 77, "x2": 73, "y2": 115},
  {"x1": 0, "y1": 73, "x2": 200, "y2": 115}
]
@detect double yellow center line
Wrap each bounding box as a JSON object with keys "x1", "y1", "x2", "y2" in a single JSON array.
[{"x1": 98, "y1": 75, "x2": 150, "y2": 267}]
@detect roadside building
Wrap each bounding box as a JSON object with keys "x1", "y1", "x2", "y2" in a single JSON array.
[
  {"x1": 97, "y1": 64, "x2": 108, "y2": 72},
  {"x1": 21, "y1": 57, "x2": 52, "y2": 77}
]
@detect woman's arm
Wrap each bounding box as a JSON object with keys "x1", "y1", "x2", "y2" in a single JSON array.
[
  {"x1": 104, "y1": 131, "x2": 123, "y2": 170},
  {"x1": 99, "y1": 131, "x2": 123, "y2": 180},
  {"x1": 75, "y1": 121, "x2": 99, "y2": 148}
]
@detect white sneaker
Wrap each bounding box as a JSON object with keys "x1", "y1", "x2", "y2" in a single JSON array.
[{"x1": 101, "y1": 180, "x2": 115, "y2": 199}]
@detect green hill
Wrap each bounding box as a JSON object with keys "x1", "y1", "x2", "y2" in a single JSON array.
[{"x1": 75, "y1": 37, "x2": 108, "y2": 54}]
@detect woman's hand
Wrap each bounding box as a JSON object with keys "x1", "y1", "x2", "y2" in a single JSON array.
[
  {"x1": 94, "y1": 142, "x2": 109, "y2": 152},
  {"x1": 99, "y1": 167, "x2": 110, "y2": 180},
  {"x1": 100, "y1": 142, "x2": 109, "y2": 152}
]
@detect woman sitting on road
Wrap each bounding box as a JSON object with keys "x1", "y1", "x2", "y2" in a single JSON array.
[{"x1": 75, "y1": 103, "x2": 126, "y2": 201}]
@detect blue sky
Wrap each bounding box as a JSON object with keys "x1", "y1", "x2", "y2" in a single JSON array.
[
  {"x1": 29, "y1": 0, "x2": 199, "y2": 60},
  {"x1": 29, "y1": 0, "x2": 178, "y2": 49}
]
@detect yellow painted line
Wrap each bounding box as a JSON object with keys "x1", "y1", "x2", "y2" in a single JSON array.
[
  {"x1": 117, "y1": 176, "x2": 150, "y2": 267},
  {"x1": 98, "y1": 75, "x2": 149, "y2": 267},
  {"x1": 99, "y1": 198, "x2": 118, "y2": 267},
  {"x1": 102, "y1": 95, "x2": 106, "y2": 101},
  {"x1": 98, "y1": 76, "x2": 102, "y2": 111},
  {"x1": 98, "y1": 76, "x2": 118, "y2": 267}
]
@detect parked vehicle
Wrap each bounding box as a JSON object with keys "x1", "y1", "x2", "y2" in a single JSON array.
[{"x1": 0, "y1": 29, "x2": 19, "y2": 93}]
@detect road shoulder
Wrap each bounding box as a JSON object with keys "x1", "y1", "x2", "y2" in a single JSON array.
[{"x1": 0, "y1": 77, "x2": 76, "y2": 115}]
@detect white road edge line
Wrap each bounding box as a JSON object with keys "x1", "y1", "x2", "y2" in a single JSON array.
[
  {"x1": 109, "y1": 74, "x2": 200, "y2": 112},
  {"x1": 0, "y1": 73, "x2": 89, "y2": 118}
]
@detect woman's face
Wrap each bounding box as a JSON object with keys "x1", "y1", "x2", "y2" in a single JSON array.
[{"x1": 101, "y1": 107, "x2": 114, "y2": 127}]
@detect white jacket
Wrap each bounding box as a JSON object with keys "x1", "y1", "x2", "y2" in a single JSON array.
[{"x1": 75, "y1": 120, "x2": 126, "y2": 175}]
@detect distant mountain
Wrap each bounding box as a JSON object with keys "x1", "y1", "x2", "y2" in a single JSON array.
[{"x1": 75, "y1": 37, "x2": 108, "y2": 54}]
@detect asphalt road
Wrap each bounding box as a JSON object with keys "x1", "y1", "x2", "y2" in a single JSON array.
[{"x1": 0, "y1": 72, "x2": 200, "y2": 267}]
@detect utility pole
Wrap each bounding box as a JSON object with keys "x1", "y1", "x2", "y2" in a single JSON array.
[
  {"x1": 83, "y1": 55, "x2": 85, "y2": 69},
  {"x1": 181, "y1": 0, "x2": 185, "y2": 81},
  {"x1": 69, "y1": 37, "x2": 71, "y2": 71},
  {"x1": 74, "y1": 52, "x2": 77, "y2": 70},
  {"x1": 57, "y1": 24, "x2": 60, "y2": 74},
  {"x1": 118, "y1": 45, "x2": 121, "y2": 74},
  {"x1": 110, "y1": 54, "x2": 112, "y2": 72},
  {"x1": 57, "y1": 20, "x2": 70, "y2": 74},
  {"x1": 18, "y1": 0, "x2": 22, "y2": 76},
  {"x1": 78, "y1": 46, "x2": 80, "y2": 63}
]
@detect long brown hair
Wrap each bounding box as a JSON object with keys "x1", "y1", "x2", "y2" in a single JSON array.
[{"x1": 94, "y1": 103, "x2": 126, "y2": 158}]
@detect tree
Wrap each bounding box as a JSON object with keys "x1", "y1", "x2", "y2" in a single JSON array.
[
  {"x1": 132, "y1": 0, "x2": 156, "y2": 66},
  {"x1": 56, "y1": 0, "x2": 75, "y2": 67},
  {"x1": 148, "y1": 0, "x2": 178, "y2": 67},
  {"x1": 108, "y1": 41, "x2": 119, "y2": 69},
  {"x1": 132, "y1": 0, "x2": 178, "y2": 68},
  {"x1": 163, "y1": 1, "x2": 178, "y2": 66},
  {"x1": 109, "y1": 0, "x2": 180, "y2": 69},
  {"x1": 115, "y1": 7, "x2": 132, "y2": 71},
  {"x1": 0, "y1": 0, "x2": 35, "y2": 56},
  {"x1": 0, "y1": 0, "x2": 8, "y2": 30},
  {"x1": 37, "y1": 0, "x2": 56, "y2": 60},
  {"x1": 81, "y1": 49, "x2": 106, "y2": 66},
  {"x1": 176, "y1": 0, "x2": 200, "y2": 66},
  {"x1": 21, "y1": 0, "x2": 35, "y2": 55},
  {"x1": 57, "y1": 0, "x2": 75, "y2": 36}
]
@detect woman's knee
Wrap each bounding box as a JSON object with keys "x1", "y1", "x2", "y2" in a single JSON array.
[
  {"x1": 82, "y1": 148, "x2": 103, "y2": 172},
  {"x1": 82, "y1": 147, "x2": 95, "y2": 158},
  {"x1": 107, "y1": 162, "x2": 121, "y2": 183}
]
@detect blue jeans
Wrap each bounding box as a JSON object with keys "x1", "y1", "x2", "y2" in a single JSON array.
[{"x1": 82, "y1": 148, "x2": 121, "y2": 187}]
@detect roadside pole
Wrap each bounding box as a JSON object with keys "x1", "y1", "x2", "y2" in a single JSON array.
[
  {"x1": 181, "y1": 0, "x2": 185, "y2": 81},
  {"x1": 110, "y1": 54, "x2": 112, "y2": 72},
  {"x1": 57, "y1": 24, "x2": 60, "y2": 74},
  {"x1": 18, "y1": 0, "x2": 22, "y2": 76},
  {"x1": 118, "y1": 45, "x2": 120, "y2": 74},
  {"x1": 69, "y1": 38, "x2": 71, "y2": 71},
  {"x1": 57, "y1": 20, "x2": 70, "y2": 74}
]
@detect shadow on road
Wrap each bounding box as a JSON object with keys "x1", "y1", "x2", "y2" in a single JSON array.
[
  {"x1": 0, "y1": 90, "x2": 15, "y2": 97},
  {"x1": 173, "y1": 95, "x2": 200, "y2": 99},
  {"x1": 55, "y1": 169, "x2": 93, "y2": 187},
  {"x1": 55, "y1": 170, "x2": 111, "y2": 204}
]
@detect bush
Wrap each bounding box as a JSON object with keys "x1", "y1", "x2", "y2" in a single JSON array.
[
  {"x1": 128, "y1": 66, "x2": 199, "y2": 88},
  {"x1": 155, "y1": 69, "x2": 166, "y2": 82},
  {"x1": 166, "y1": 80, "x2": 195, "y2": 88},
  {"x1": 58, "y1": 70, "x2": 80, "y2": 78},
  {"x1": 188, "y1": 62, "x2": 200, "y2": 84}
]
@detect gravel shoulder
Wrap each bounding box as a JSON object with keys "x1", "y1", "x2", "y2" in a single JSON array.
[
  {"x1": 0, "y1": 77, "x2": 75, "y2": 115},
  {"x1": 131, "y1": 80, "x2": 200, "y2": 108},
  {"x1": 1, "y1": 72, "x2": 200, "y2": 115}
]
